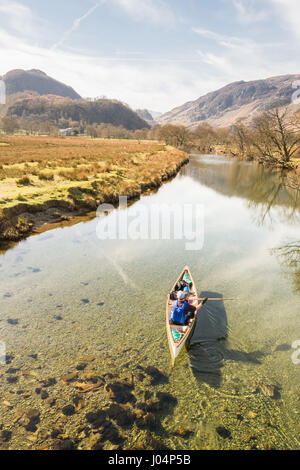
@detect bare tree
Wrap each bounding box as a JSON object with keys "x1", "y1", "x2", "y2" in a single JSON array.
[
  {"x1": 252, "y1": 107, "x2": 300, "y2": 165},
  {"x1": 159, "y1": 124, "x2": 190, "y2": 148},
  {"x1": 192, "y1": 123, "x2": 216, "y2": 152},
  {"x1": 1, "y1": 117, "x2": 20, "y2": 134},
  {"x1": 86, "y1": 125, "x2": 98, "y2": 138},
  {"x1": 231, "y1": 121, "x2": 253, "y2": 159}
]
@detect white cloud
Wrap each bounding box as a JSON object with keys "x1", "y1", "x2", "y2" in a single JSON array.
[
  {"x1": 193, "y1": 27, "x2": 246, "y2": 46},
  {"x1": 110, "y1": 0, "x2": 175, "y2": 24},
  {"x1": 269, "y1": 0, "x2": 300, "y2": 41},
  {"x1": 193, "y1": 26, "x2": 298, "y2": 84},
  {"x1": 0, "y1": 0, "x2": 36, "y2": 37},
  {"x1": 232, "y1": 0, "x2": 267, "y2": 23}
]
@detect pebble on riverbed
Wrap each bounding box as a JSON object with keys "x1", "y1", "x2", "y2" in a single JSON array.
[
  {"x1": 104, "y1": 381, "x2": 136, "y2": 404},
  {"x1": 7, "y1": 318, "x2": 19, "y2": 325},
  {"x1": 0, "y1": 430, "x2": 12, "y2": 443},
  {"x1": 106, "y1": 404, "x2": 136, "y2": 428},
  {"x1": 252, "y1": 382, "x2": 281, "y2": 399},
  {"x1": 62, "y1": 405, "x2": 76, "y2": 416},
  {"x1": 275, "y1": 344, "x2": 291, "y2": 352},
  {"x1": 216, "y1": 426, "x2": 232, "y2": 439},
  {"x1": 174, "y1": 426, "x2": 194, "y2": 438}
]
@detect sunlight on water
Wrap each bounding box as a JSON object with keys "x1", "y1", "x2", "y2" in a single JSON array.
[{"x1": 0, "y1": 154, "x2": 300, "y2": 449}]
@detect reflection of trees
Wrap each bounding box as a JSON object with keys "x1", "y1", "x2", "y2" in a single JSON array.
[
  {"x1": 186, "y1": 156, "x2": 300, "y2": 227},
  {"x1": 272, "y1": 241, "x2": 300, "y2": 293},
  {"x1": 246, "y1": 171, "x2": 300, "y2": 226}
]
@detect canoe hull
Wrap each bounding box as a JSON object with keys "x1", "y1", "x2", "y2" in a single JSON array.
[{"x1": 166, "y1": 266, "x2": 199, "y2": 366}]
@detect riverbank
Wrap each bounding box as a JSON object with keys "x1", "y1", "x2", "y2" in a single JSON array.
[
  {"x1": 208, "y1": 144, "x2": 300, "y2": 172},
  {"x1": 0, "y1": 136, "x2": 188, "y2": 245}
]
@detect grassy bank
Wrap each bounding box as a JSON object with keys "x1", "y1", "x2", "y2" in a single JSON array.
[
  {"x1": 0, "y1": 136, "x2": 188, "y2": 243},
  {"x1": 208, "y1": 142, "x2": 300, "y2": 170}
]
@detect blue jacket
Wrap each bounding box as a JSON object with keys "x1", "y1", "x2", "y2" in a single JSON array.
[{"x1": 171, "y1": 301, "x2": 187, "y2": 325}]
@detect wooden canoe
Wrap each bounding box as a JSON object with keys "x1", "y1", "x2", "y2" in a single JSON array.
[{"x1": 166, "y1": 266, "x2": 200, "y2": 366}]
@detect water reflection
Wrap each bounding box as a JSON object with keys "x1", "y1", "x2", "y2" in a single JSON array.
[
  {"x1": 272, "y1": 240, "x2": 300, "y2": 293},
  {"x1": 184, "y1": 155, "x2": 300, "y2": 226}
]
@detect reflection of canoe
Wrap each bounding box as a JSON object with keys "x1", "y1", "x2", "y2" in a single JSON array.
[{"x1": 166, "y1": 266, "x2": 199, "y2": 367}]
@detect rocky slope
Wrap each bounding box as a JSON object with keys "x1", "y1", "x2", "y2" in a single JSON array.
[
  {"x1": 158, "y1": 74, "x2": 300, "y2": 128},
  {"x1": 135, "y1": 109, "x2": 155, "y2": 125}
]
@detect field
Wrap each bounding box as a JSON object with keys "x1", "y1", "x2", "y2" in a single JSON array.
[{"x1": 0, "y1": 136, "x2": 188, "y2": 243}]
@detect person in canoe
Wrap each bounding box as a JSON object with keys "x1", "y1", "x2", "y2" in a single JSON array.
[
  {"x1": 169, "y1": 279, "x2": 190, "y2": 301},
  {"x1": 170, "y1": 292, "x2": 207, "y2": 326}
]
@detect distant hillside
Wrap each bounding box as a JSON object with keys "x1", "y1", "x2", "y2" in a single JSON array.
[
  {"x1": 6, "y1": 95, "x2": 150, "y2": 130},
  {"x1": 1, "y1": 69, "x2": 81, "y2": 100},
  {"x1": 136, "y1": 109, "x2": 155, "y2": 125},
  {"x1": 158, "y1": 74, "x2": 300, "y2": 128},
  {"x1": 149, "y1": 110, "x2": 162, "y2": 120}
]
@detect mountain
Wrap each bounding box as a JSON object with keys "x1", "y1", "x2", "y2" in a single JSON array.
[
  {"x1": 149, "y1": 110, "x2": 162, "y2": 120},
  {"x1": 136, "y1": 109, "x2": 155, "y2": 125},
  {"x1": 6, "y1": 95, "x2": 150, "y2": 130},
  {"x1": 1, "y1": 69, "x2": 81, "y2": 100},
  {"x1": 158, "y1": 74, "x2": 300, "y2": 128},
  {"x1": 135, "y1": 109, "x2": 163, "y2": 124}
]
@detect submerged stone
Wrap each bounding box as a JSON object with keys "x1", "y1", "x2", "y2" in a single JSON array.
[
  {"x1": 175, "y1": 426, "x2": 194, "y2": 438},
  {"x1": 216, "y1": 426, "x2": 232, "y2": 439},
  {"x1": 106, "y1": 404, "x2": 135, "y2": 428},
  {"x1": 41, "y1": 390, "x2": 49, "y2": 400},
  {"x1": 40, "y1": 377, "x2": 57, "y2": 387},
  {"x1": 85, "y1": 410, "x2": 107, "y2": 427},
  {"x1": 7, "y1": 376, "x2": 18, "y2": 384},
  {"x1": 54, "y1": 439, "x2": 76, "y2": 450},
  {"x1": 62, "y1": 405, "x2": 76, "y2": 416},
  {"x1": 143, "y1": 366, "x2": 168, "y2": 385},
  {"x1": 26, "y1": 409, "x2": 40, "y2": 423},
  {"x1": 252, "y1": 382, "x2": 281, "y2": 399},
  {"x1": 104, "y1": 381, "x2": 136, "y2": 404},
  {"x1": 98, "y1": 420, "x2": 124, "y2": 445},
  {"x1": 0, "y1": 430, "x2": 12, "y2": 442},
  {"x1": 7, "y1": 318, "x2": 19, "y2": 325},
  {"x1": 275, "y1": 344, "x2": 291, "y2": 352},
  {"x1": 29, "y1": 354, "x2": 38, "y2": 360}
]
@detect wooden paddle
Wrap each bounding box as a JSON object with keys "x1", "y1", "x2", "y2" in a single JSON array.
[{"x1": 195, "y1": 297, "x2": 236, "y2": 301}]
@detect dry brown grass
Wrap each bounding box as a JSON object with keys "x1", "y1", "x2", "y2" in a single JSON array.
[{"x1": 0, "y1": 136, "x2": 188, "y2": 213}]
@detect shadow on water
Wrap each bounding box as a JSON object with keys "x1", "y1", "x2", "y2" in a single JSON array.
[{"x1": 188, "y1": 291, "x2": 265, "y2": 389}]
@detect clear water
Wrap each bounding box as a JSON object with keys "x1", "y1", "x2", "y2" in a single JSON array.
[{"x1": 0, "y1": 154, "x2": 300, "y2": 450}]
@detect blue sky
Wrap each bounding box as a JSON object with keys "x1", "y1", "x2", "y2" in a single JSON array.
[{"x1": 0, "y1": 0, "x2": 299, "y2": 112}]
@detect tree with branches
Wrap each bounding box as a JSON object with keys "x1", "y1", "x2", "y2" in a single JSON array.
[{"x1": 252, "y1": 107, "x2": 300, "y2": 165}]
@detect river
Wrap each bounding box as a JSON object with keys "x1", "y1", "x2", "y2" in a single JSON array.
[{"x1": 0, "y1": 153, "x2": 300, "y2": 450}]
